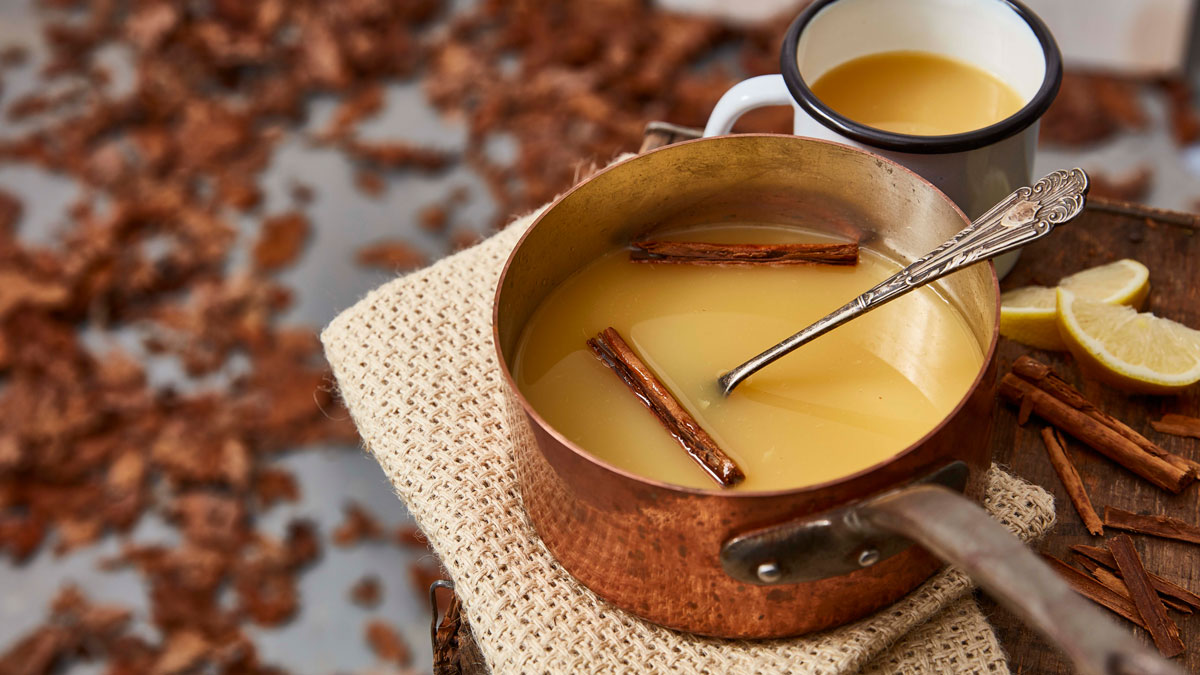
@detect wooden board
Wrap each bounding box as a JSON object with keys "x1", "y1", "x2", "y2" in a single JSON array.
[
  {"x1": 980, "y1": 196, "x2": 1200, "y2": 674},
  {"x1": 431, "y1": 127, "x2": 1200, "y2": 673}
]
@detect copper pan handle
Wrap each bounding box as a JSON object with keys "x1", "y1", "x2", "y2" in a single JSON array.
[{"x1": 859, "y1": 485, "x2": 1181, "y2": 675}]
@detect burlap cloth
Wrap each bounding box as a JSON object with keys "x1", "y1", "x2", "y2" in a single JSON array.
[{"x1": 322, "y1": 189, "x2": 1057, "y2": 674}]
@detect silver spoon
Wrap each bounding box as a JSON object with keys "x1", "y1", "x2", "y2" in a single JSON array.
[{"x1": 717, "y1": 168, "x2": 1090, "y2": 397}]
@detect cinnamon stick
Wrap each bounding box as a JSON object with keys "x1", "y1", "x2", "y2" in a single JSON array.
[
  {"x1": 630, "y1": 239, "x2": 858, "y2": 266},
  {"x1": 587, "y1": 327, "x2": 744, "y2": 487},
  {"x1": 1152, "y1": 414, "x2": 1200, "y2": 440},
  {"x1": 998, "y1": 374, "x2": 1194, "y2": 493},
  {"x1": 1039, "y1": 427, "x2": 1104, "y2": 535},
  {"x1": 1104, "y1": 507, "x2": 1200, "y2": 546},
  {"x1": 1108, "y1": 535, "x2": 1186, "y2": 657},
  {"x1": 1041, "y1": 554, "x2": 1149, "y2": 629},
  {"x1": 1071, "y1": 544, "x2": 1200, "y2": 611},
  {"x1": 1011, "y1": 357, "x2": 1199, "y2": 477},
  {"x1": 1076, "y1": 557, "x2": 1192, "y2": 614}
]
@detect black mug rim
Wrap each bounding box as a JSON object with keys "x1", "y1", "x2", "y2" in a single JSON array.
[{"x1": 779, "y1": 0, "x2": 1063, "y2": 155}]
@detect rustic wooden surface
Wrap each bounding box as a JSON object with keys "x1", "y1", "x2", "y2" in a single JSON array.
[
  {"x1": 980, "y1": 195, "x2": 1200, "y2": 674},
  {"x1": 431, "y1": 129, "x2": 1200, "y2": 673}
]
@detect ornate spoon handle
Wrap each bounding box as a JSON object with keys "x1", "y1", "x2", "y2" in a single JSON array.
[{"x1": 717, "y1": 168, "x2": 1089, "y2": 396}]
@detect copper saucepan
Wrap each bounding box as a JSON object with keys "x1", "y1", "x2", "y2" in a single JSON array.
[{"x1": 491, "y1": 135, "x2": 1178, "y2": 675}]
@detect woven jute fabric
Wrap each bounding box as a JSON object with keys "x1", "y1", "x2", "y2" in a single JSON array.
[{"x1": 322, "y1": 201, "x2": 1056, "y2": 675}]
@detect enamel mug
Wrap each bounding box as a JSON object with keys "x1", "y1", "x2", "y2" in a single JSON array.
[{"x1": 704, "y1": 0, "x2": 1062, "y2": 278}]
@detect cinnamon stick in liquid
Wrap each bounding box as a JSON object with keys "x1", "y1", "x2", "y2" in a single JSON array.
[
  {"x1": 1011, "y1": 357, "x2": 1199, "y2": 477},
  {"x1": 1108, "y1": 534, "x2": 1186, "y2": 657},
  {"x1": 1104, "y1": 507, "x2": 1200, "y2": 546},
  {"x1": 587, "y1": 327, "x2": 744, "y2": 487},
  {"x1": 1039, "y1": 427, "x2": 1104, "y2": 535},
  {"x1": 1071, "y1": 544, "x2": 1200, "y2": 611},
  {"x1": 997, "y1": 374, "x2": 1194, "y2": 493},
  {"x1": 630, "y1": 239, "x2": 858, "y2": 266}
]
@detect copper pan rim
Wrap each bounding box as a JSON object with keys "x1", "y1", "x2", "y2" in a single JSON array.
[{"x1": 491, "y1": 133, "x2": 1002, "y2": 499}]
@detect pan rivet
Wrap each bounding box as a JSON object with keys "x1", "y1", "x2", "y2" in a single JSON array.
[
  {"x1": 858, "y1": 548, "x2": 881, "y2": 567},
  {"x1": 756, "y1": 562, "x2": 782, "y2": 583}
]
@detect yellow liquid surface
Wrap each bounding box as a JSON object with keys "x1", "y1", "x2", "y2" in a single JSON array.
[
  {"x1": 810, "y1": 51, "x2": 1025, "y2": 136},
  {"x1": 513, "y1": 225, "x2": 985, "y2": 491}
]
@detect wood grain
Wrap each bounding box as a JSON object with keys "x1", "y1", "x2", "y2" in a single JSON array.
[{"x1": 981, "y1": 199, "x2": 1200, "y2": 673}]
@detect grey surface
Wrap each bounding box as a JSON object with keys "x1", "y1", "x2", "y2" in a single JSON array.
[
  {"x1": 2, "y1": 1, "x2": 1200, "y2": 673},
  {"x1": 0, "y1": 2, "x2": 496, "y2": 673}
]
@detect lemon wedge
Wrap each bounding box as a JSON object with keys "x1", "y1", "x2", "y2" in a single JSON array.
[
  {"x1": 1000, "y1": 259, "x2": 1149, "y2": 350},
  {"x1": 999, "y1": 286, "x2": 1060, "y2": 349},
  {"x1": 1056, "y1": 288, "x2": 1200, "y2": 394},
  {"x1": 1059, "y1": 259, "x2": 1150, "y2": 308}
]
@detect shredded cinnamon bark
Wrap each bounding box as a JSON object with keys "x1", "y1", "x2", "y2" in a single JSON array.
[
  {"x1": 1042, "y1": 554, "x2": 1149, "y2": 629},
  {"x1": 587, "y1": 327, "x2": 744, "y2": 487},
  {"x1": 1075, "y1": 557, "x2": 1192, "y2": 614},
  {"x1": 1071, "y1": 545, "x2": 1200, "y2": 611},
  {"x1": 1104, "y1": 507, "x2": 1200, "y2": 546},
  {"x1": 1108, "y1": 535, "x2": 1186, "y2": 657},
  {"x1": 630, "y1": 239, "x2": 858, "y2": 266}
]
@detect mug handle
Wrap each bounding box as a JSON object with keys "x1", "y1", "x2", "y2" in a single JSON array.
[{"x1": 703, "y1": 74, "x2": 795, "y2": 137}]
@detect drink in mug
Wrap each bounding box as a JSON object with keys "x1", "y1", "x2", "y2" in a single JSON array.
[{"x1": 704, "y1": 0, "x2": 1062, "y2": 278}]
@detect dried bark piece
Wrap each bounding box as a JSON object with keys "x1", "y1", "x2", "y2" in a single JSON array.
[
  {"x1": 165, "y1": 492, "x2": 248, "y2": 550},
  {"x1": 449, "y1": 229, "x2": 483, "y2": 252},
  {"x1": 0, "y1": 585, "x2": 132, "y2": 674},
  {"x1": 0, "y1": 44, "x2": 29, "y2": 67},
  {"x1": 0, "y1": 187, "x2": 22, "y2": 235},
  {"x1": 1108, "y1": 534, "x2": 1185, "y2": 657},
  {"x1": 1152, "y1": 414, "x2": 1200, "y2": 439},
  {"x1": 349, "y1": 575, "x2": 382, "y2": 608},
  {"x1": 1076, "y1": 557, "x2": 1192, "y2": 614},
  {"x1": 394, "y1": 524, "x2": 428, "y2": 549},
  {"x1": 318, "y1": 84, "x2": 384, "y2": 141},
  {"x1": 355, "y1": 240, "x2": 428, "y2": 271},
  {"x1": 0, "y1": 513, "x2": 46, "y2": 562},
  {"x1": 1104, "y1": 507, "x2": 1200, "y2": 546},
  {"x1": 284, "y1": 519, "x2": 322, "y2": 570},
  {"x1": 332, "y1": 502, "x2": 385, "y2": 546},
  {"x1": 365, "y1": 619, "x2": 411, "y2": 666},
  {"x1": 153, "y1": 630, "x2": 212, "y2": 674},
  {"x1": 289, "y1": 181, "x2": 315, "y2": 206},
  {"x1": 1041, "y1": 554, "x2": 1148, "y2": 629},
  {"x1": 1039, "y1": 427, "x2": 1103, "y2": 535},
  {"x1": 252, "y1": 211, "x2": 310, "y2": 271},
  {"x1": 0, "y1": 270, "x2": 70, "y2": 319},
  {"x1": 1071, "y1": 544, "x2": 1200, "y2": 611},
  {"x1": 354, "y1": 169, "x2": 386, "y2": 197},
  {"x1": 253, "y1": 468, "x2": 299, "y2": 508},
  {"x1": 418, "y1": 204, "x2": 449, "y2": 233},
  {"x1": 342, "y1": 139, "x2": 453, "y2": 171}
]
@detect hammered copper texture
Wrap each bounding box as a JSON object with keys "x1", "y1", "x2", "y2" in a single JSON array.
[{"x1": 495, "y1": 135, "x2": 1000, "y2": 637}]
